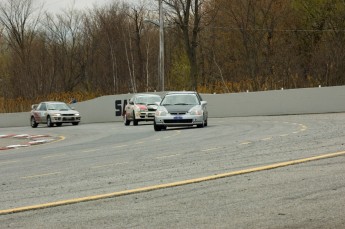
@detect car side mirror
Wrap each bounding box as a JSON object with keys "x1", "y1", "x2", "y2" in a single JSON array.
[
  {"x1": 31, "y1": 104, "x2": 38, "y2": 110},
  {"x1": 155, "y1": 101, "x2": 160, "y2": 106},
  {"x1": 201, "y1": 101, "x2": 207, "y2": 106},
  {"x1": 129, "y1": 101, "x2": 134, "y2": 105}
]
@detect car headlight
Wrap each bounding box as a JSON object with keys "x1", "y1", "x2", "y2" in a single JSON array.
[
  {"x1": 155, "y1": 107, "x2": 168, "y2": 116},
  {"x1": 53, "y1": 113, "x2": 61, "y2": 117},
  {"x1": 133, "y1": 106, "x2": 147, "y2": 112},
  {"x1": 189, "y1": 107, "x2": 203, "y2": 115},
  {"x1": 75, "y1": 113, "x2": 80, "y2": 116}
]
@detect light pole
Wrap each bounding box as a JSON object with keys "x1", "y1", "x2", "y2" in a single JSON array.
[
  {"x1": 144, "y1": 1, "x2": 165, "y2": 92},
  {"x1": 158, "y1": 0, "x2": 164, "y2": 92}
]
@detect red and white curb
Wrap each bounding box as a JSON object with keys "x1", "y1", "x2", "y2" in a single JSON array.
[{"x1": 0, "y1": 134, "x2": 55, "y2": 150}]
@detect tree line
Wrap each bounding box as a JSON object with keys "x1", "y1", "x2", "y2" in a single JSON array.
[{"x1": 1, "y1": 0, "x2": 345, "y2": 111}]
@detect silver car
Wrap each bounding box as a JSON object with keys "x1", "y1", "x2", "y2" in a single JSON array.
[
  {"x1": 154, "y1": 91, "x2": 208, "y2": 131},
  {"x1": 123, "y1": 94, "x2": 161, "y2": 126},
  {"x1": 30, "y1": 101, "x2": 81, "y2": 128}
]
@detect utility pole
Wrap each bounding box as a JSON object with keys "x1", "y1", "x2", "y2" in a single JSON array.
[{"x1": 159, "y1": 0, "x2": 164, "y2": 92}]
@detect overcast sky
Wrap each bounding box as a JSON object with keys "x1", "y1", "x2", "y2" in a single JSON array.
[{"x1": 37, "y1": 0, "x2": 141, "y2": 13}]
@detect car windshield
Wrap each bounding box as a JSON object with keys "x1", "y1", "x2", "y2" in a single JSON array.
[
  {"x1": 135, "y1": 96, "x2": 161, "y2": 105},
  {"x1": 161, "y1": 94, "x2": 199, "y2": 105},
  {"x1": 47, "y1": 103, "x2": 71, "y2": 111}
]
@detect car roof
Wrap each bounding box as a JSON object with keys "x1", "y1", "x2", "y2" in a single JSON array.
[
  {"x1": 41, "y1": 101, "x2": 66, "y2": 104},
  {"x1": 134, "y1": 94, "x2": 161, "y2": 97},
  {"x1": 165, "y1": 91, "x2": 198, "y2": 95},
  {"x1": 164, "y1": 91, "x2": 204, "y2": 101}
]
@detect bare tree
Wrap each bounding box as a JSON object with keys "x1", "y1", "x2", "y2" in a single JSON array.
[
  {"x1": 163, "y1": 0, "x2": 205, "y2": 90},
  {"x1": 129, "y1": 7, "x2": 146, "y2": 89},
  {"x1": 0, "y1": 0, "x2": 41, "y2": 97},
  {"x1": 43, "y1": 8, "x2": 86, "y2": 92},
  {"x1": 94, "y1": 7, "x2": 120, "y2": 94}
]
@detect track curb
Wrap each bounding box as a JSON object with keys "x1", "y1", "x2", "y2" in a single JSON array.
[{"x1": 0, "y1": 134, "x2": 56, "y2": 150}]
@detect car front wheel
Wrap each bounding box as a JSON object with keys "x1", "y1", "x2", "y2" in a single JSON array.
[
  {"x1": 47, "y1": 116, "x2": 53, "y2": 127},
  {"x1": 124, "y1": 113, "x2": 130, "y2": 126},
  {"x1": 197, "y1": 120, "x2": 205, "y2": 128},
  {"x1": 31, "y1": 116, "x2": 38, "y2": 128},
  {"x1": 133, "y1": 112, "x2": 138, "y2": 126},
  {"x1": 154, "y1": 120, "x2": 162, "y2": 131}
]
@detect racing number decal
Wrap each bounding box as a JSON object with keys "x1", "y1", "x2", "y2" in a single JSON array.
[
  {"x1": 115, "y1": 99, "x2": 128, "y2": 116},
  {"x1": 33, "y1": 111, "x2": 41, "y2": 121}
]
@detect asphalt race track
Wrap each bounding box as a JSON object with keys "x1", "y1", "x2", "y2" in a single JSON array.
[{"x1": 0, "y1": 114, "x2": 345, "y2": 228}]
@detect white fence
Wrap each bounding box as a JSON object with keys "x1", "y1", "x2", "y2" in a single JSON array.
[{"x1": 1, "y1": 86, "x2": 345, "y2": 128}]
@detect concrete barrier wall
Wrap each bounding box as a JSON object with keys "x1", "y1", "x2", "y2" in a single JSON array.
[
  {"x1": 1, "y1": 86, "x2": 344, "y2": 128},
  {"x1": 204, "y1": 85, "x2": 345, "y2": 117}
]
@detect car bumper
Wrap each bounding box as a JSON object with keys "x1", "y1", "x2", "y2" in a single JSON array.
[
  {"x1": 135, "y1": 111, "x2": 156, "y2": 121},
  {"x1": 154, "y1": 114, "x2": 204, "y2": 126},
  {"x1": 51, "y1": 116, "x2": 81, "y2": 123}
]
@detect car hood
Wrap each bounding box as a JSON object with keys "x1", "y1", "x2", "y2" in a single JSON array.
[
  {"x1": 163, "y1": 105, "x2": 196, "y2": 113},
  {"x1": 137, "y1": 104, "x2": 158, "y2": 110},
  {"x1": 47, "y1": 110, "x2": 79, "y2": 115},
  {"x1": 147, "y1": 104, "x2": 158, "y2": 110}
]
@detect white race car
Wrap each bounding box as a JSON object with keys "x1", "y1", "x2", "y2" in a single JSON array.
[
  {"x1": 30, "y1": 101, "x2": 81, "y2": 127},
  {"x1": 123, "y1": 94, "x2": 161, "y2": 126}
]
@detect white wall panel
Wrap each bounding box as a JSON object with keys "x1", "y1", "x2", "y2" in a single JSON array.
[{"x1": 1, "y1": 86, "x2": 344, "y2": 127}]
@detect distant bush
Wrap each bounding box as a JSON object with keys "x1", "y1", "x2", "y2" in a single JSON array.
[{"x1": 0, "y1": 91, "x2": 102, "y2": 113}]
